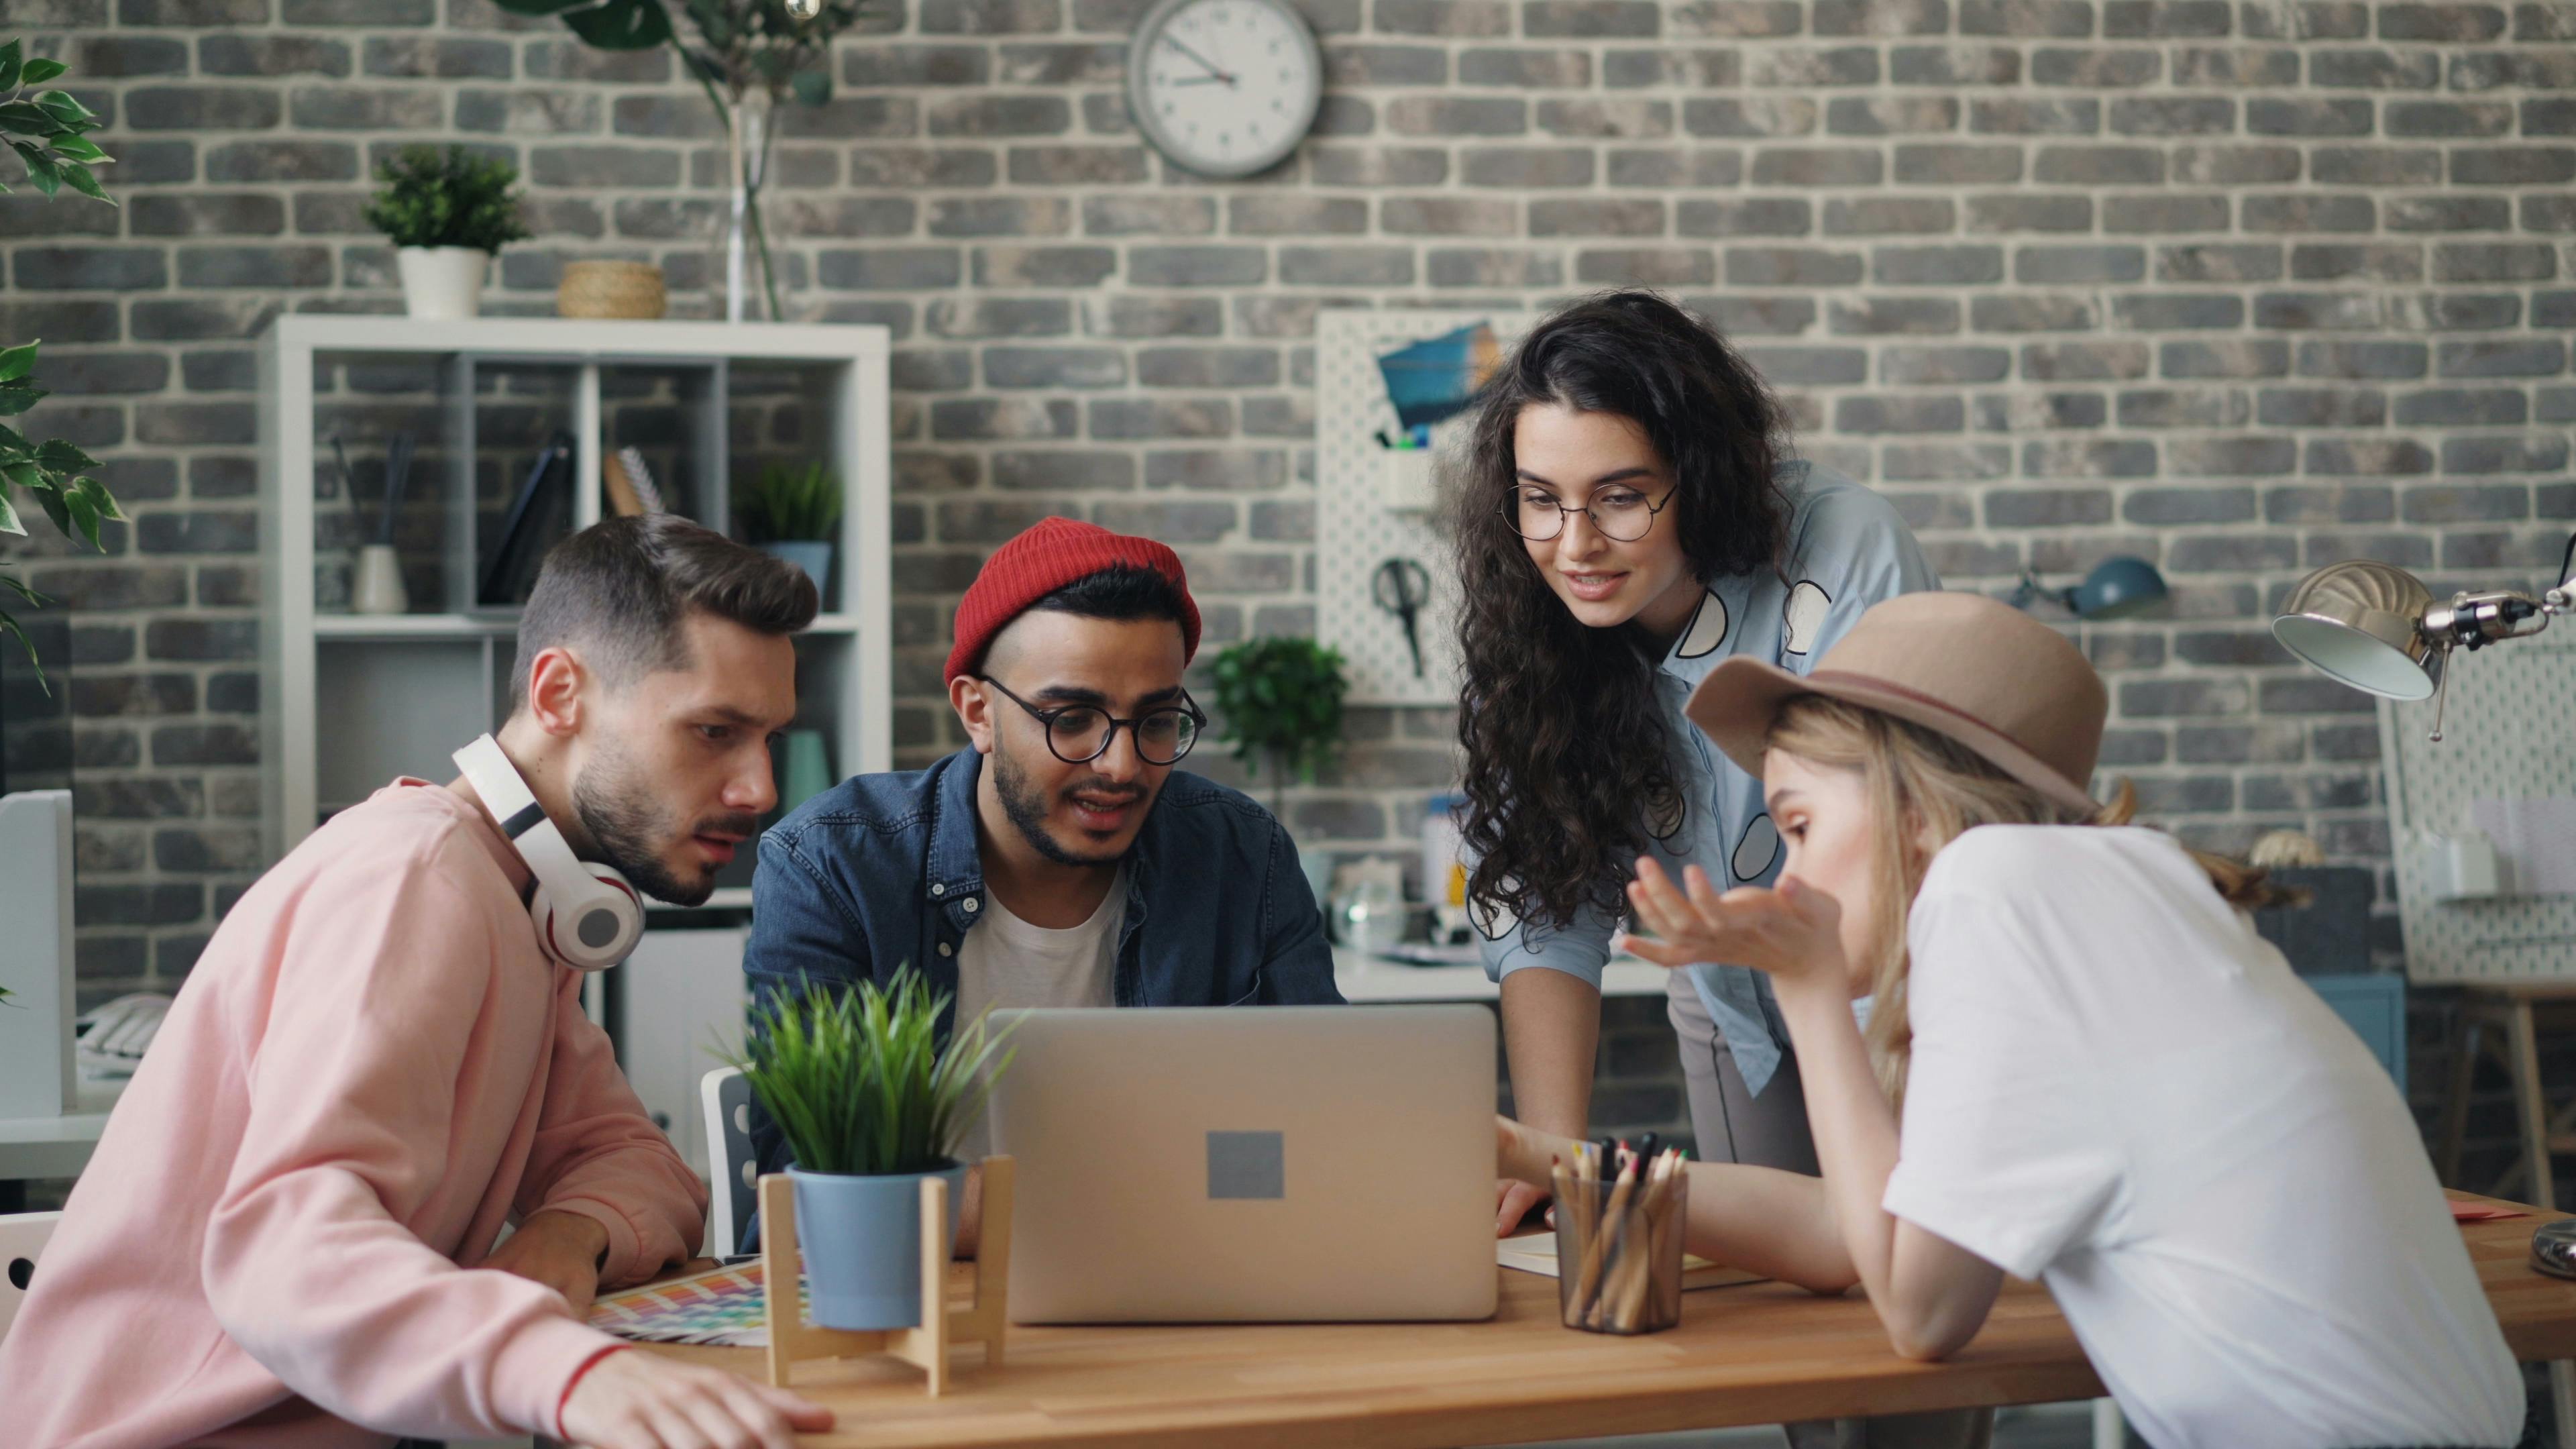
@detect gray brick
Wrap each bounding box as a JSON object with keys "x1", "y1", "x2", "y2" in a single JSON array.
[
  {"x1": 1973, "y1": 98, "x2": 2100, "y2": 135},
  {"x1": 2016, "y1": 245, "x2": 2146, "y2": 284},
  {"x1": 13, "y1": 248, "x2": 169, "y2": 290},
  {"x1": 194, "y1": 39, "x2": 347, "y2": 84},
  {"x1": 851, "y1": 146, "x2": 998, "y2": 188},
  {"x1": 983, "y1": 346, "x2": 1124, "y2": 389},
  {"x1": 923, "y1": 0, "x2": 1061, "y2": 30},
  {"x1": 1987, "y1": 487, "x2": 2114, "y2": 527},
  {"x1": 1746, "y1": 345, "x2": 1870, "y2": 385},
  {"x1": 1727, "y1": 245, "x2": 1864, "y2": 286},
  {"x1": 2111, "y1": 97, "x2": 2237, "y2": 135},
  {"x1": 2434, "y1": 242, "x2": 2559, "y2": 282},
  {"x1": 2023, "y1": 340, "x2": 2155, "y2": 380},
  {"x1": 2157, "y1": 242, "x2": 2282, "y2": 282},
  {"x1": 1523, "y1": 0, "x2": 1663, "y2": 35},
  {"x1": 2298, "y1": 340, "x2": 2427, "y2": 379},
  {"x1": 2028, "y1": 46, "x2": 2162, "y2": 87},
  {"x1": 1743, "y1": 46, "x2": 1882, "y2": 87},
  {"x1": 1375, "y1": 0, "x2": 1513, "y2": 32},
  {"x1": 1882, "y1": 345, "x2": 2011, "y2": 384},
  {"x1": 2261, "y1": 388, "x2": 2389, "y2": 427},
  {"x1": 1329, "y1": 43, "x2": 1450, "y2": 86},
  {"x1": 1128, "y1": 246, "x2": 1267, "y2": 286},
  {"x1": 531, "y1": 146, "x2": 679, "y2": 189},
  {"x1": 1963, "y1": 0, "x2": 2097, "y2": 31},
  {"x1": 1894, "y1": 144, "x2": 2024, "y2": 184},
  {"x1": 2438, "y1": 339, "x2": 2567, "y2": 377},
  {"x1": 1383, "y1": 196, "x2": 1519, "y2": 235},
  {"x1": 1387, "y1": 96, "x2": 1525, "y2": 136},
  {"x1": 1279, "y1": 246, "x2": 1415, "y2": 284},
  {"x1": 1605, "y1": 48, "x2": 1743, "y2": 87},
  {"x1": 928, "y1": 95, "x2": 1070, "y2": 138},
  {"x1": 2395, "y1": 388, "x2": 2524, "y2": 426},
  {"x1": 1464, "y1": 48, "x2": 1594, "y2": 86},
  {"x1": 2024, "y1": 438, "x2": 2159, "y2": 476},
  {"x1": 926, "y1": 298, "x2": 1072, "y2": 339},
  {"x1": 1088, "y1": 398, "x2": 1234, "y2": 440},
  {"x1": 1837, "y1": 395, "x2": 1966, "y2": 433},
  {"x1": 1536, "y1": 199, "x2": 1667, "y2": 235},
  {"x1": 989, "y1": 451, "x2": 1136, "y2": 490},
  {"x1": 2388, "y1": 196, "x2": 2512, "y2": 232},
  {"x1": 1828, "y1": 297, "x2": 1959, "y2": 335},
  {"x1": 2247, "y1": 97, "x2": 2375, "y2": 134},
  {"x1": 2102, "y1": 195, "x2": 2229, "y2": 234},
  {"x1": 1464, "y1": 146, "x2": 1597, "y2": 187},
  {"x1": 2292, "y1": 244, "x2": 2424, "y2": 282},
  {"x1": 2171, "y1": 45, "x2": 2301, "y2": 85},
  {"x1": 1146, "y1": 449, "x2": 1289, "y2": 491},
  {"x1": 1309, "y1": 145, "x2": 1449, "y2": 186},
  {"x1": 2117, "y1": 387, "x2": 2253, "y2": 428},
  {"x1": 1537, "y1": 100, "x2": 1675, "y2": 141},
  {"x1": 1576, "y1": 248, "x2": 1717, "y2": 284},
  {"x1": 972, "y1": 246, "x2": 1118, "y2": 287},
  {"x1": 2308, "y1": 437, "x2": 2436, "y2": 475},
  {"x1": 1668, "y1": 0, "x2": 1808, "y2": 33},
  {"x1": 2444, "y1": 435, "x2": 2569, "y2": 474},
  {"x1": 1083, "y1": 197, "x2": 1218, "y2": 236},
  {"x1": 2034, "y1": 145, "x2": 2164, "y2": 185},
  {"x1": 1609, "y1": 146, "x2": 1746, "y2": 188},
  {"x1": 1008, "y1": 146, "x2": 1149, "y2": 186},
  {"x1": 2453, "y1": 146, "x2": 2576, "y2": 184},
  {"x1": 1428, "y1": 248, "x2": 1565, "y2": 287},
  {"x1": 1892, "y1": 44, "x2": 2023, "y2": 83},
  {"x1": 2380, "y1": 1, "x2": 2507, "y2": 37},
  {"x1": 1685, "y1": 98, "x2": 1820, "y2": 138}
]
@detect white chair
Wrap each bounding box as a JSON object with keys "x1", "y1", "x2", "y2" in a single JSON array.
[
  {"x1": 700, "y1": 1067, "x2": 757, "y2": 1257},
  {"x1": 0, "y1": 1210, "x2": 62, "y2": 1340}
]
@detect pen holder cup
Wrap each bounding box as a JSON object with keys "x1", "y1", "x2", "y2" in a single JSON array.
[{"x1": 1554, "y1": 1171, "x2": 1686, "y2": 1336}]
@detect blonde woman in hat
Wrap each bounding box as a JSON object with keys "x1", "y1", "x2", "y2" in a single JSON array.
[{"x1": 1500, "y1": 592, "x2": 2522, "y2": 1448}]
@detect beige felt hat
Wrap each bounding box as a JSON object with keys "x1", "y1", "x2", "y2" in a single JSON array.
[{"x1": 1685, "y1": 590, "x2": 2107, "y2": 815}]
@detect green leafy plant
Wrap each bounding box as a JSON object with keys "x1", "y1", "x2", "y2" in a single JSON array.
[
  {"x1": 491, "y1": 0, "x2": 874, "y2": 320},
  {"x1": 735, "y1": 460, "x2": 841, "y2": 544},
  {"x1": 725, "y1": 967, "x2": 1017, "y2": 1177},
  {"x1": 360, "y1": 146, "x2": 531, "y2": 254},
  {"x1": 1210, "y1": 637, "x2": 1348, "y2": 814},
  {"x1": 1, "y1": 38, "x2": 124, "y2": 690}
]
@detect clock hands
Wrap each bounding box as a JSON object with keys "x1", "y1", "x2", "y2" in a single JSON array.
[{"x1": 1159, "y1": 31, "x2": 1238, "y2": 87}]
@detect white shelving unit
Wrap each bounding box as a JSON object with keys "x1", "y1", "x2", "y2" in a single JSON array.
[{"x1": 256, "y1": 316, "x2": 894, "y2": 913}]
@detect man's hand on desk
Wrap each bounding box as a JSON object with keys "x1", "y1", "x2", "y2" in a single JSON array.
[
  {"x1": 560, "y1": 1350, "x2": 832, "y2": 1449},
  {"x1": 487, "y1": 1209, "x2": 610, "y2": 1314}
]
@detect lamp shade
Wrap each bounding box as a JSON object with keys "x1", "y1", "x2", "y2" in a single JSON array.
[
  {"x1": 2271, "y1": 559, "x2": 2440, "y2": 700},
  {"x1": 2068, "y1": 556, "x2": 2167, "y2": 621}
]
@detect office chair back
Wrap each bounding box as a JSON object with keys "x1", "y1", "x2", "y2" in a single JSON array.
[
  {"x1": 0, "y1": 1211, "x2": 62, "y2": 1341},
  {"x1": 701, "y1": 1067, "x2": 757, "y2": 1256}
]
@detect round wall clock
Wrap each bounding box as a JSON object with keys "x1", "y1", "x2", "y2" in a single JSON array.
[{"x1": 1126, "y1": 0, "x2": 1324, "y2": 179}]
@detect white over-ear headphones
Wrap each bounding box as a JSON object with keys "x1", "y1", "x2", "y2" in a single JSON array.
[{"x1": 453, "y1": 734, "x2": 644, "y2": 971}]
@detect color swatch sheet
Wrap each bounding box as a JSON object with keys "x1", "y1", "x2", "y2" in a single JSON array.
[{"x1": 588, "y1": 1260, "x2": 796, "y2": 1347}]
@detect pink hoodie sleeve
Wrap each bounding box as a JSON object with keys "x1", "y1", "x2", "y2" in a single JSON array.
[
  {"x1": 514, "y1": 979, "x2": 710, "y2": 1289},
  {"x1": 201, "y1": 855, "x2": 622, "y2": 1440}
]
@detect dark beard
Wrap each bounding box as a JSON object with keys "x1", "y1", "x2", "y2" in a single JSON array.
[
  {"x1": 570, "y1": 740, "x2": 755, "y2": 908},
  {"x1": 991, "y1": 733, "x2": 1144, "y2": 868}
]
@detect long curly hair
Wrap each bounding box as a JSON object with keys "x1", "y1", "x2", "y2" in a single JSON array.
[{"x1": 1454, "y1": 290, "x2": 1794, "y2": 936}]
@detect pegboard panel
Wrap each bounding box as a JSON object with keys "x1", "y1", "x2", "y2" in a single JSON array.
[
  {"x1": 1316, "y1": 309, "x2": 1532, "y2": 706},
  {"x1": 2382, "y1": 638, "x2": 2576, "y2": 982}
]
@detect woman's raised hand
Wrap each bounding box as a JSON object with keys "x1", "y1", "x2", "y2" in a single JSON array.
[{"x1": 1616, "y1": 858, "x2": 1847, "y2": 987}]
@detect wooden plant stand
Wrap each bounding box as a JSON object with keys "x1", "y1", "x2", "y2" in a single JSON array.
[{"x1": 757, "y1": 1155, "x2": 1014, "y2": 1395}]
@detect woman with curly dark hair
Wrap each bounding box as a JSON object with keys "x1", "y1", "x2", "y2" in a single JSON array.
[{"x1": 1456, "y1": 292, "x2": 1949, "y2": 1438}]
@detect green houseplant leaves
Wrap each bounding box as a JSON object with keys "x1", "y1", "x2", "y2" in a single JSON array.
[
  {"x1": 735, "y1": 461, "x2": 842, "y2": 545},
  {"x1": 360, "y1": 146, "x2": 533, "y2": 254},
  {"x1": 1210, "y1": 637, "x2": 1349, "y2": 814},
  {"x1": 725, "y1": 967, "x2": 1018, "y2": 1177},
  {"x1": 0, "y1": 38, "x2": 125, "y2": 691}
]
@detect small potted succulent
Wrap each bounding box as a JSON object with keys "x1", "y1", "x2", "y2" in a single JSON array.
[
  {"x1": 735, "y1": 460, "x2": 841, "y2": 598},
  {"x1": 725, "y1": 969, "x2": 1014, "y2": 1331},
  {"x1": 1210, "y1": 636, "x2": 1348, "y2": 817},
  {"x1": 362, "y1": 145, "x2": 531, "y2": 321}
]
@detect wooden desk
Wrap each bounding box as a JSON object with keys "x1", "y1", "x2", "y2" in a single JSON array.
[{"x1": 627, "y1": 1192, "x2": 2576, "y2": 1448}]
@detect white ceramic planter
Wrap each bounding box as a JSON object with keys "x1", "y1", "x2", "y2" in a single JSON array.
[{"x1": 394, "y1": 246, "x2": 489, "y2": 321}]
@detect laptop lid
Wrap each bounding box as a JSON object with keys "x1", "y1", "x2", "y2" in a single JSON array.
[{"x1": 989, "y1": 1005, "x2": 1499, "y2": 1324}]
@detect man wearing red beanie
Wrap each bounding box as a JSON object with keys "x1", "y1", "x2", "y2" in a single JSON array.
[{"x1": 737, "y1": 519, "x2": 1342, "y2": 1243}]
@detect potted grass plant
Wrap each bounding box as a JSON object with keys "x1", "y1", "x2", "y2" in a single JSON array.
[
  {"x1": 725, "y1": 968, "x2": 1015, "y2": 1331},
  {"x1": 362, "y1": 146, "x2": 531, "y2": 321},
  {"x1": 736, "y1": 460, "x2": 841, "y2": 598}
]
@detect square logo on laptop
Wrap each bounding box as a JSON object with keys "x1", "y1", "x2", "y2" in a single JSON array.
[{"x1": 1205, "y1": 1130, "x2": 1285, "y2": 1199}]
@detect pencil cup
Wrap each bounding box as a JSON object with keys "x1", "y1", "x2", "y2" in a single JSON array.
[
  {"x1": 351, "y1": 544, "x2": 408, "y2": 616},
  {"x1": 1553, "y1": 1169, "x2": 1686, "y2": 1335}
]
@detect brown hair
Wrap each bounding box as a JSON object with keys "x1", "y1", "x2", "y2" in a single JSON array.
[
  {"x1": 511, "y1": 513, "x2": 818, "y2": 711},
  {"x1": 1766, "y1": 694, "x2": 2281, "y2": 1104},
  {"x1": 1454, "y1": 289, "x2": 1796, "y2": 936}
]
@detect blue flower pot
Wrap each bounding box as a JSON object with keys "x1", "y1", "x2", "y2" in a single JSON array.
[
  {"x1": 759, "y1": 540, "x2": 835, "y2": 602},
  {"x1": 789, "y1": 1161, "x2": 968, "y2": 1330}
]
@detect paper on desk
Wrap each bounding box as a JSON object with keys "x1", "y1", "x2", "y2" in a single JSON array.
[
  {"x1": 2469, "y1": 797, "x2": 2576, "y2": 896},
  {"x1": 2451, "y1": 1200, "x2": 2530, "y2": 1222},
  {"x1": 1498, "y1": 1233, "x2": 1766, "y2": 1289},
  {"x1": 588, "y1": 1260, "x2": 778, "y2": 1347}
]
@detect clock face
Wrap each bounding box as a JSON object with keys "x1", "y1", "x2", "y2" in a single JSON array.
[{"x1": 1127, "y1": 0, "x2": 1323, "y2": 178}]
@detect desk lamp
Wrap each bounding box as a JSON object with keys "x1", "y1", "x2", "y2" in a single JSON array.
[
  {"x1": 2008, "y1": 555, "x2": 2169, "y2": 621},
  {"x1": 2270, "y1": 534, "x2": 2576, "y2": 741}
]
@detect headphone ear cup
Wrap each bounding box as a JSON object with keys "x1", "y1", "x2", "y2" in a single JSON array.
[{"x1": 533, "y1": 865, "x2": 644, "y2": 971}]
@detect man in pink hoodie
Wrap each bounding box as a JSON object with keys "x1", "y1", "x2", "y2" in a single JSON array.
[{"x1": 0, "y1": 516, "x2": 833, "y2": 1448}]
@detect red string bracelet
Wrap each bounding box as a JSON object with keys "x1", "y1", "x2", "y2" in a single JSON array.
[{"x1": 555, "y1": 1342, "x2": 630, "y2": 1440}]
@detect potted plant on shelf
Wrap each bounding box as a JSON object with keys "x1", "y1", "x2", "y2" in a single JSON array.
[
  {"x1": 736, "y1": 460, "x2": 841, "y2": 598},
  {"x1": 725, "y1": 969, "x2": 1016, "y2": 1331},
  {"x1": 362, "y1": 146, "x2": 531, "y2": 321},
  {"x1": 1210, "y1": 637, "x2": 1349, "y2": 917}
]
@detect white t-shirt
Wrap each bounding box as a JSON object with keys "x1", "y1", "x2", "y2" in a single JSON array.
[
  {"x1": 1882, "y1": 826, "x2": 2521, "y2": 1449},
  {"x1": 952, "y1": 871, "x2": 1124, "y2": 1164}
]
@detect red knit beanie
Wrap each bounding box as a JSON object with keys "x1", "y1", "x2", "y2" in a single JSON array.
[{"x1": 944, "y1": 517, "x2": 1202, "y2": 684}]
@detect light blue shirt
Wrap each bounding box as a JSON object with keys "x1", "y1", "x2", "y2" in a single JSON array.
[{"x1": 1481, "y1": 461, "x2": 1939, "y2": 1097}]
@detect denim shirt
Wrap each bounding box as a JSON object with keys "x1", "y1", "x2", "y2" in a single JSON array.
[
  {"x1": 742, "y1": 746, "x2": 1343, "y2": 1182},
  {"x1": 1479, "y1": 461, "x2": 1939, "y2": 1097}
]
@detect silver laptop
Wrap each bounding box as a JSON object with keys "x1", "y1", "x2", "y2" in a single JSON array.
[{"x1": 988, "y1": 1005, "x2": 1499, "y2": 1324}]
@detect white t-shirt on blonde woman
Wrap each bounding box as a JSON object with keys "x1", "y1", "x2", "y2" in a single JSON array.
[{"x1": 1882, "y1": 825, "x2": 2521, "y2": 1449}]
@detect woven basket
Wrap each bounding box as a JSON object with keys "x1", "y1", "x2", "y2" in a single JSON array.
[{"x1": 557, "y1": 261, "x2": 667, "y2": 320}]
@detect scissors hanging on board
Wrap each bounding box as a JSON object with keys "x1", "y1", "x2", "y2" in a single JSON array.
[{"x1": 1374, "y1": 556, "x2": 1431, "y2": 678}]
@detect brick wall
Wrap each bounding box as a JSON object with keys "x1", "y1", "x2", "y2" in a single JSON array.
[{"x1": 9, "y1": 0, "x2": 2576, "y2": 1147}]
